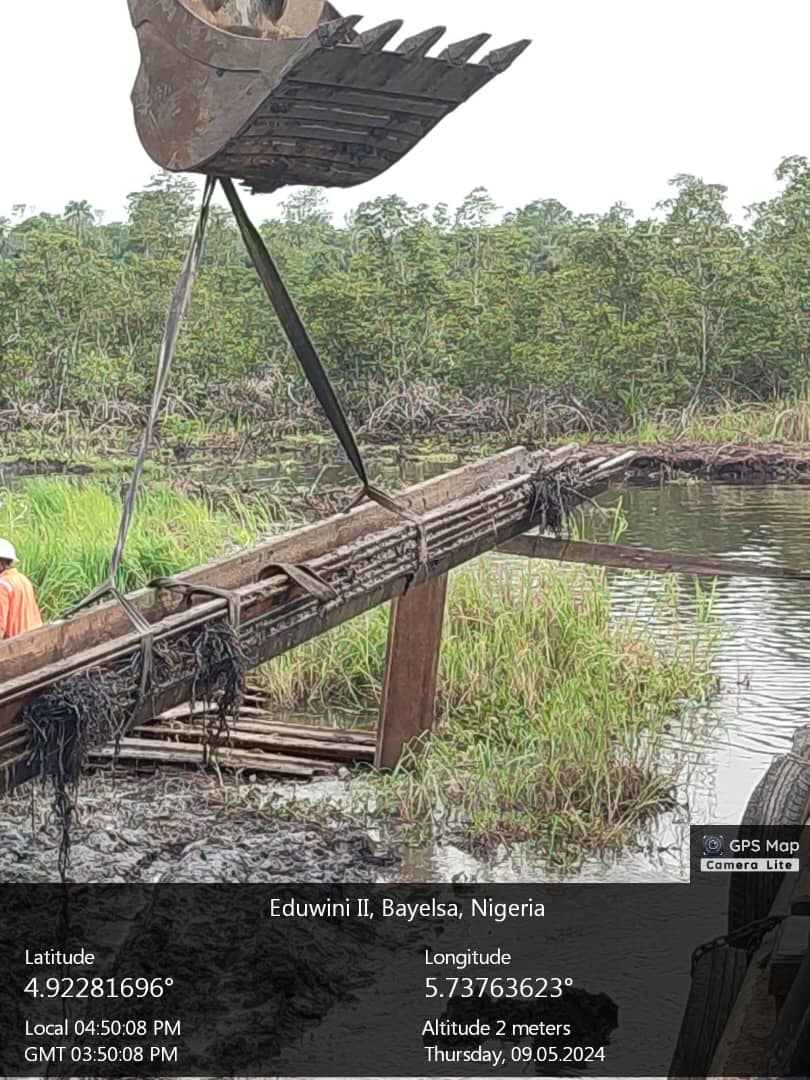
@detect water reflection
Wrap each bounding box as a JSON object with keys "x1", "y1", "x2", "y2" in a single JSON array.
[
  {"x1": 589, "y1": 484, "x2": 810, "y2": 808},
  {"x1": 398, "y1": 481, "x2": 810, "y2": 882}
]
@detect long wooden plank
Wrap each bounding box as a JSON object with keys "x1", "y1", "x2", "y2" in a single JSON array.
[
  {"x1": 1, "y1": 473, "x2": 509, "y2": 705},
  {"x1": 2, "y1": 446, "x2": 568, "y2": 718},
  {"x1": 376, "y1": 573, "x2": 448, "y2": 769},
  {"x1": 499, "y1": 535, "x2": 810, "y2": 581},
  {"x1": 145, "y1": 713, "x2": 375, "y2": 745},
  {"x1": 0, "y1": 715, "x2": 376, "y2": 751},
  {"x1": 88, "y1": 740, "x2": 331, "y2": 777},
  {"x1": 0, "y1": 447, "x2": 531, "y2": 684},
  {"x1": 132, "y1": 723, "x2": 373, "y2": 761},
  {"x1": 148, "y1": 705, "x2": 375, "y2": 743}
]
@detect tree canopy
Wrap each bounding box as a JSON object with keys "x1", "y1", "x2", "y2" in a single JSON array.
[{"x1": 1, "y1": 160, "x2": 808, "y2": 431}]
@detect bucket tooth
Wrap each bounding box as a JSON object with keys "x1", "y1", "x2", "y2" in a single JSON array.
[
  {"x1": 395, "y1": 26, "x2": 446, "y2": 59},
  {"x1": 482, "y1": 39, "x2": 532, "y2": 73},
  {"x1": 316, "y1": 15, "x2": 363, "y2": 47},
  {"x1": 354, "y1": 19, "x2": 404, "y2": 51},
  {"x1": 438, "y1": 33, "x2": 492, "y2": 64}
]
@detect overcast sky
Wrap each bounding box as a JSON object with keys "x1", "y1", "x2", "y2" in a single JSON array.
[{"x1": 2, "y1": 1, "x2": 807, "y2": 225}]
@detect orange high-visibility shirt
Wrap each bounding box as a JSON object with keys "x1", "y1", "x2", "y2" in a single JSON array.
[{"x1": 0, "y1": 567, "x2": 43, "y2": 639}]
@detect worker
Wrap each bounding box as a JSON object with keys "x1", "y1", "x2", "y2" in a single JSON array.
[{"x1": 0, "y1": 539, "x2": 43, "y2": 640}]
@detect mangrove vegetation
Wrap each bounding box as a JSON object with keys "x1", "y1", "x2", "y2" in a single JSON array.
[{"x1": 2, "y1": 158, "x2": 810, "y2": 448}]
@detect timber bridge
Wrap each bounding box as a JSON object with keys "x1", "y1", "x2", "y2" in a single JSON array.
[
  {"x1": 4, "y1": 0, "x2": 810, "y2": 802},
  {"x1": 2, "y1": 439, "x2": 810, "y2": 796}
]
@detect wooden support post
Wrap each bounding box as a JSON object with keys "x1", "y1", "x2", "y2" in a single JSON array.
[{"x1": 375, "y1": 574, "x2": 448, "y2": 770}]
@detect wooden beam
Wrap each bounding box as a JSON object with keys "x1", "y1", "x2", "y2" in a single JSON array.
[
  {"x1": 1, "y1": 444, "x2": 635, "y2": 793},
  {"x1": 375, "y1": 573, "x2": 448, "y2": 770},
  {"x1": 0, "y1": 450, "x2": 558, "y2": 713},
  {"x1": 0, "y1": 447, "x2": 533, "y2": 685},
  {"x1": 131, "y1": 723, "x2": 374, "y2": 762},
  {"x1": 499, "y1": 535, "x2": 810, "y2": 582},
  {"x1": 87, "y1": 740, "x2": 328, "y2": 779}
]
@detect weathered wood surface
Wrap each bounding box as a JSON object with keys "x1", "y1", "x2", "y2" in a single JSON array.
[
  {"x1": 89, "y1": 740, "x2": 336, "y2": 779},
  {"x1": 3, "y1": 445, "x2": 627, "y2": 792},
  {"x1": 132, "y1": 721, "x2": 374, "y2": 762},
  {"x1": 499, "y1": 535, "x2": 810, "y2": 582},
  {"x1": 0, "y1": 447, "x2": 528, "y2": 688},
  {"x1": 376, "y1": 573, "x2": 448, "y2": 769},
  {"x1": 706, "y1": 856, "x2": 805, "y2": 1078},
  {"x1": 84, "y1": 681, "x2": 376, "y2": 781}
]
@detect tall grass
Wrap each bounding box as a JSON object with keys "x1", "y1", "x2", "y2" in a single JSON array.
[
  {"x1": 0, "y1": 478, "x2": 287, "y2": 620},
  {"x1": 3, "y1": 476, "x2": 718, "y2": 861},
  {"x1": 258, "y1": 559, "x2": 717, "y2": 860},
  {"x1": 616, "y1": 396, "x2": 810, "y2": 446}
]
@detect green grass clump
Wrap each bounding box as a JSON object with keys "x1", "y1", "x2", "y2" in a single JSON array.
[
  {"x1": 257, "y1": 560, "x2": 716, "y2": 861},
  {"x1": 0, "y1": 478, "x2": 286, "y2": 620},
  {"x1": 616, "y1": 397, "x2": 810, "y2": 446}
]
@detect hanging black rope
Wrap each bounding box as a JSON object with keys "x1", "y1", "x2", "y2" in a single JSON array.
[{"x1": 220, "y1": 177, "x2": 429, "y2": 570}]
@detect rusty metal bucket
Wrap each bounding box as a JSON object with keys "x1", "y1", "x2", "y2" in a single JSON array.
[{"x1": 128, "y1": 0, "x2": 530, "y2": 192}]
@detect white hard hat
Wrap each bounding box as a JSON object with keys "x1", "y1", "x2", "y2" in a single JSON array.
[{"x1": 0, "y1": 539, "x2": 17, "y2": 562}]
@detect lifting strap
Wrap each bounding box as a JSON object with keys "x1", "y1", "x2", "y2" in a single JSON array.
[
  {"x1": 151, "y1": 561, "x2": 337, "y2": 627},
  {"x1": 221, "y1": 178, "x2": 370, "y2": 492},
  {"x1": 63, "y1": 173, "x2": 430, "y2": 707},
  {"x1": 63, "y1": 178, "x2": 217, "y2": 701},
  {"x1": 220, "y1": 178, "x2": 430, "y2": 575}
]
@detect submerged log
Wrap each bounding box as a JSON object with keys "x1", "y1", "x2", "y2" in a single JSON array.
[
  {"x1": 499, "y1": 535, "x2": 810, "y2": 582},
  {"x1": 0, "y1": 445, "x2": 630, "y2": 794}
]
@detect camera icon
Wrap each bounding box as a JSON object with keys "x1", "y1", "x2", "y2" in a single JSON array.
[{"x1": 702, "y1": 834, "x2": 725, "y2": 857}]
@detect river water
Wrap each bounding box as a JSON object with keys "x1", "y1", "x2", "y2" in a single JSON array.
[
  {"x1": 395, "y1": 480, "x2": 810, "y2": 884},
  {"x1": 573, "y1": 481, "x2": 810, "y2": 882},
  {"x1": 233, "y1": 453, "x2": 810, "y2": 885}
]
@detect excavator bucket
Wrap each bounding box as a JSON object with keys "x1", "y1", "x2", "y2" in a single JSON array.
[{"x1": 128, "y1": 0, "x2": 530, "y2": 192}]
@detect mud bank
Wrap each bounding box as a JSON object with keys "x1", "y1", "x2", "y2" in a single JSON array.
[
  {"x1": 0, "y1": 774, "x2": 398, "y2": 884},
  {"x1": 585, "y1": 440, "x2": 810, "y2": 483},
  {"x1": 0, "y1": 458, "x2": 96, "y2": 479}
]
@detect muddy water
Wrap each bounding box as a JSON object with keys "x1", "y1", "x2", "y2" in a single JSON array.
[
  {"x1": 591, "y1": 484, "x2": 810, "y2": 808},
  {"x1": 455, "y1": 482, "x2": 810, "y2": 884},
  {"x1": 261, "y1": 463, "x2": 810, "y2": 885},
  {"x1": 571, "y1": 482, "x2": 810, "y2": 882}
]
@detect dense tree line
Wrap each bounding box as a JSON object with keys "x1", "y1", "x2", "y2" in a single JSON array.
[{"x1": 1, "y1": 157, "x2": 809, "y2": 433}]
